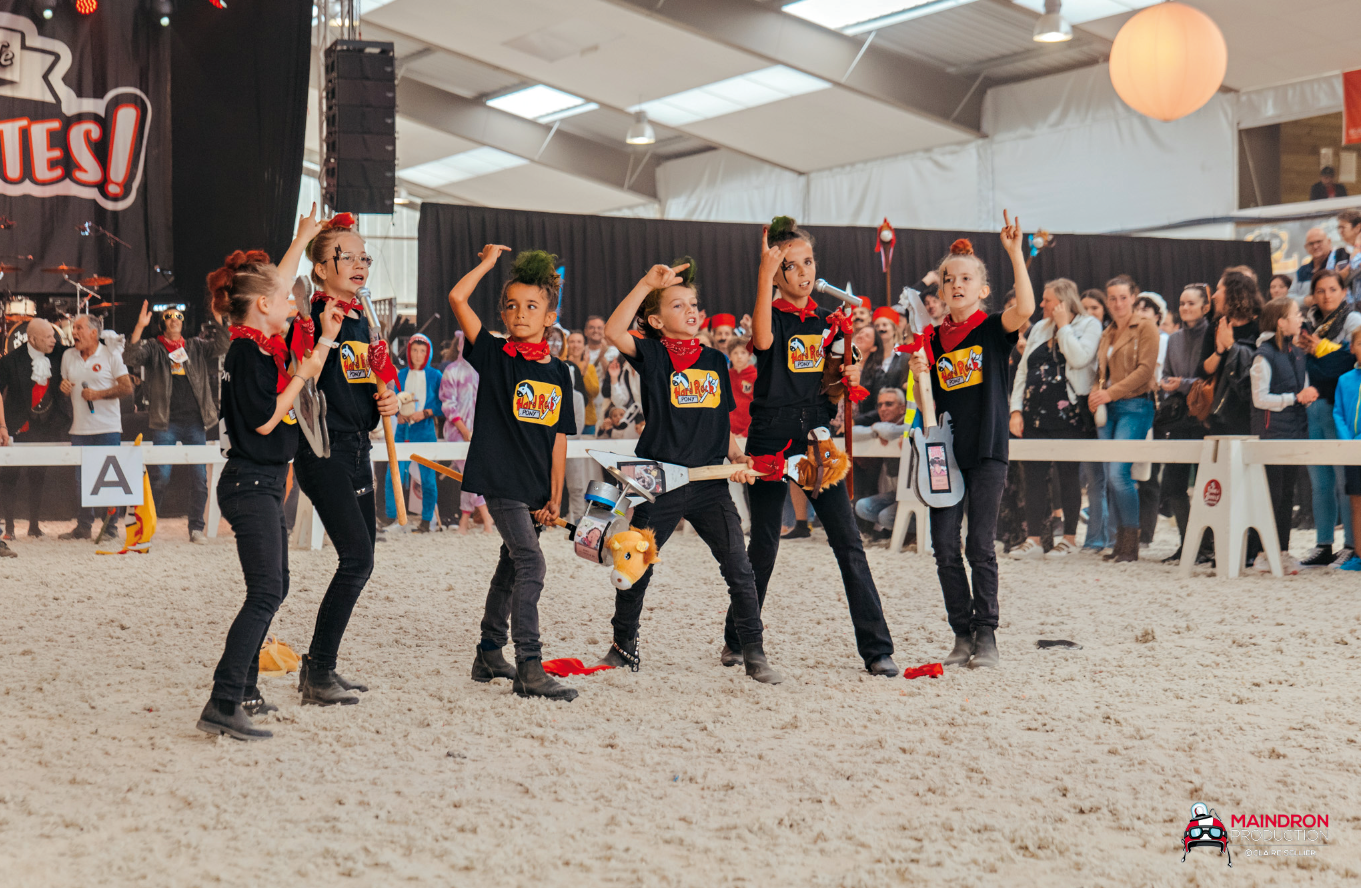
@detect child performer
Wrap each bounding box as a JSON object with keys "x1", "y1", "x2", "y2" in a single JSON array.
[
  {"x1": 386, "y1": 333, "x2": 442, "y2": 532},
  {"x1": 593, "y1": 261, "x2": 780, "y2": 683},
  {"x1": 728, "y1": 336, "x2": 756, "y2": 438},
  {"x1": 291, "y1": 214, "x2": 399, "y2": 706},
  {"x1": 439, "y1": 331, "x2": 495, "y2": 534},
  {"x1": 447, "y1": 245, "x2": 578, "y2": 701},
  {"x1": 197, "y1": 207, "x2": 343, "y2": 740},
  {"x1": 741, "y1": 217, "x2": 898, "y2": 677},
  {"x1": 906, "y1": 214, "x2": 1034, "y2": 669},
  {"x1": 1334, "y1": 328, "x2": 1361, "y2": 571},
  {"x1": 1249, "y1": 297, "x2": 1316, "y2": 574}
]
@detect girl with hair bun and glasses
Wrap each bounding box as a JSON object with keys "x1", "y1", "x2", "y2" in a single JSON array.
[
  {"x1": 289, "y1": 212, "x2": 399, "y2": 707},
  {"x1": 745, "y1": 216, "x2": 898, "y2": 677},
  {"x1": 197, "y1": 207, "x2": 344, "y2": 741},
  {"x1": 906, "y1": 214, "x2": 1034, "y2": 670}
]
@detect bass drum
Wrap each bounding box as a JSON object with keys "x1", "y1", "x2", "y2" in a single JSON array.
[
  {"x1": 3, "y1": 318, "x2": 29, "y2": 356},
  {"x1": 5, "y1": 296, "x2": 37, "y2": 317}
]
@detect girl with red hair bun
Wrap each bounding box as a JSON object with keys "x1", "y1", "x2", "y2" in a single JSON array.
[
  {"x1": 197, "y1": 205, "x2": 345, "y2": 740},
  {"x1": 905, "y1": 213, "x2": 1036, "y2": 671},
  {"x1": 288, "y1": 211, "x2": 399, "y2": 708}
]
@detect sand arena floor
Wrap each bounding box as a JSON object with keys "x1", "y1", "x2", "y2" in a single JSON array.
[{"x1": 2, "y1": 516, "x2": 1359, "y2": 887}]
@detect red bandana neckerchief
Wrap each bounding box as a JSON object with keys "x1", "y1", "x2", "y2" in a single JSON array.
[
  {"x1": 289, "y1": 315, "x2": 315, "y2": 362},
  {"x1": 938, "y1": 310, "x2": 987, "y2": 353},
  {"x1": 230, "y1": 325, "x2": 291, "y2": 392},
  {"x1": 156, "y1": 335, "x2": 185, "y2": 356},
  {"x1": 821, "y1": 307, "x2": 852, "y2": 349},
  {"x1": 661, "y1": 336, "x2": 702, "y2": 372},
  {"x1": 502, "y1": 339, "x2": 551, "y2": 361},
  {"x1": 312, "y1": 291, "x2": 362, "y2": 316},
  {"x1": 749, "y1": 440, "x2": 793, "y2": 483},
  {"x1": 772, "y1": 297, "x2": 818, "y2": 322}
]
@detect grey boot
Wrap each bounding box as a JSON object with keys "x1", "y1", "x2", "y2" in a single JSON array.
[
  {"x1": 513, "y1": 658, "x2": 578, "y2": 701},
  {"x1": 968, "y1": 626, "x2": 999, "y2": 668},
  {"x1": 598, "y1": 636, "x2": 640, "y2": 671},
  {"x1": 719, "y1": 644, "x2": 743, "y2": 667},
  {"x1": 299, "y1": 654, "x2": 360, "y2": 705},
  {"x1": 866, "y1": 655, "x2": 900, "y2": 677},
  {"x1": 196, "y1": 698, "x2": 272, "y2": 741},
  {"x1": 470, "y1": 646, "x2": 517, "y2": 682},
  {"x1": 299, "y1": 655, "x2": 368, "y2": 692},
  {"x1": 943, "y1": 633, "x2": 975, "y2": 667},
  {"x1": 742, "y1": 643, "x2": 783, "y2": 684}
]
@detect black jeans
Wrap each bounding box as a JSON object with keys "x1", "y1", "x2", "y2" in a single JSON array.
[
  {"x1": 739, "y1": 406, "x2": 894, "y2": 664},
  {"x1": 614, "y1": 480, "x2": 762, "y2": 647},
  {"x1": 1020, "y1": 427, "x2": 1085, "y2": 538},
  {"x1": 481, "y1": 498, "x2": 546, "y2": 663},
  {"x1": 1162, "y1": 462, "x2": 1193, "y2": 548},
  {"x1": 293, "y1": 431, "x2": 376, "y2": 672},
  {"x1": 212, "y1": 461, "x2": 290, "y2": 702},
  {"x1": 930, "y1": 458, "x2": 1008, "y2": 637},
  {"x1": 1265, "y1": 464, "x2": 1300, "y2": 553}
]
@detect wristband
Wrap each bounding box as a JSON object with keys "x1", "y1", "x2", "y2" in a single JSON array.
[{"x1": 317, "y1": 337, "x2": 337, "y2": 349}]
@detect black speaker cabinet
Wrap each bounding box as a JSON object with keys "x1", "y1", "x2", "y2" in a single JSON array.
[{"x1": 324, "y1": 40, "x2": 396, "y2": 215}]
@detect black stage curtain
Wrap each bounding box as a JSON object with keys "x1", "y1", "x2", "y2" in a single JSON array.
[
  {"x1": 418, "y1": 204, "x2": 1271, "y2": 342},
  {"x1": 170, "y1": 0, "x2": 311, "y2": 333}
]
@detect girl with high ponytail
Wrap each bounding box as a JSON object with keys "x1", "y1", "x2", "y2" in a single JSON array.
[
  {"x1": 904, "y1": 213, "x2": 1036, "y2": 670},
  {"x1": 197, "y1": 205, "x2": 346, "y2": 741},
  {"x1": 744, "y1": 216, "x2": 899, "y2": 677},
  {"x1": 589, "y1": 257, "x2": 781, "y2": 683}
]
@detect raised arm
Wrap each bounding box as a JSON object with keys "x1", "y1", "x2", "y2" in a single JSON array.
[
  {"x1": 752, "y1": 227, "x2": 783, "y2": 352},
  {"x1": 278, "y1": 204, "x2": 326, "y2": 287},
  {"x1": 605, "y1": 263, "x2": 688, "y2": 358},
  {"x1": 447, "y1": 244, "x2": 510, "y2": 345},
  {"x1": 999, "y1": 211, "x2": 1035, "y2": 334}
]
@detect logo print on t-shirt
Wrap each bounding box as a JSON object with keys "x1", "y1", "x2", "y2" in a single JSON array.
[
  {"x1": 670, "y1": 369, "x2": 721, "y2": 408},
  {"x1": 787, "y1": 334, "x2": 825, "y2": 372},
  {"x1": 282, "y1": 407, "x2": 298, "y2": 426},
  {"x1": 514, "y1": 380, "x2": 563, "y2": 425},
  {"x1": 935, "y1": 345, "x2": 984, "y2": 390},
  {"x1": 340, "y1": 341, "x2": 374, "y2": 383}
]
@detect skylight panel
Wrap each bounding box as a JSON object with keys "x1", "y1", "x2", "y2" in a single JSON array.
[
  {"x1": 487, "y1": 85, "x2": 597, "y2": 122},
  {"x1": 633, "y1": 66, "x2": 830, "y2": 127},
  {"x1": 398, "y1": 148, "x2": 528, "y2": 188}
]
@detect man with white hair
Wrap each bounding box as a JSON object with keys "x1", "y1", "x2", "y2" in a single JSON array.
[
  {"x1": 0, "y1": 319, "x2": 69, "y2": 554},
  {"x1": 1293, "y1": 227, "x2": 1351, "y2": 298},
  {"x1": 852, "y1": 387, "x2": 912, "y2": 539},
  {"x1": 58, "y1": 314, "x2": 133, "y2": 542}
]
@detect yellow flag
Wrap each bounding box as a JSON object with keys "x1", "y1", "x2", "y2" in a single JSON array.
[{"x1": 97, "y1": 433, "x2": 156, "y2": 555}]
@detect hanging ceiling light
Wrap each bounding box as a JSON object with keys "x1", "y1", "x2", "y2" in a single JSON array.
[
  {"x1": 1032, "y1": 0, "x2": 1072, "y2": 43},
  {"x1": 625, "y1": 110, "x2": 656, "y2": 146}
]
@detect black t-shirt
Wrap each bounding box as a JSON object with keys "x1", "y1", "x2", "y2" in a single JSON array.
[
  {"x1": 928, "y1": 313, "x2": 1018, "y2": 469},
  {"x1": 168, "y1": 364, "x2": 199, "y2": 424},
  {"x1": 623, "y1": 337, "x2": 735, "y2": 468},
  {"x1": 752, "y1": 303, "x2": 833, "y2": 414},
  {"x1": 461, "y1": 332, "x2": 576, "y2": 507},
  {"x1": 220, "y1": 339, "x2": 298, "y2": 465},
  {"x1": 290, "y1": 301, "x2": 379, "y2": 440}
]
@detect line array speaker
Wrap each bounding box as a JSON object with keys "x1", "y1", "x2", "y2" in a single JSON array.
[{"x1": 324, "y1": 40, "x2": 396, "y2": 215}]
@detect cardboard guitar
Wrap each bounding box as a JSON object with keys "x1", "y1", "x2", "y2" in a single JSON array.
[
  {"x1": 586, "y1": 450, "x2": 756, "y2": 502},
  {"x1": 898, "y1": 285, "x2": 965, "y2": 509}
]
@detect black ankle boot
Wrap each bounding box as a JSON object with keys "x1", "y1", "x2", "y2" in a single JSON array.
[
  {"x1": 299, "y1": 654, "x2": 360, "y2": 706},
  {"x1": 719, "y1": 644, "x2": 743, "y2": 667},
  {"x1": 969, "y1": 626, "x2": 999, "y2": 668},
  {"x1": 781, "y1": 520, "x2": 811, "y2": 540},
  {"x1": 943, "y1": 633, "x2": 975, "y2": 666},
  {"x1": 742, "y1": 643, "x2": 783, "y2": 684},
  {"x1": 241, "y1": 688, "x2": 278, "y2": 716},
  {"x1": 513, "y1": 658, "x2": 578, "y2": 701},
  {"x1": 197, "y1": 698, "x2": 272, "y2": 740},
  {"x1": 471, "y1": 645, "x2": 517, "y2": 682},
  {"x1": 598, "y1": 636, "x2": 639, "y2": 671},
  {"x1": 299, "y1": 655, "x2": 368, "y2": 692}
]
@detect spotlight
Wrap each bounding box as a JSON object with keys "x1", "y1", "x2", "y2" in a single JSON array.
[
  {"x1": 153, "y1": 0, "x2": 174, "y2": 25},
  {"x1": 38, "y1": 0, "x2": 57, "y2": 20},
  {"x1": 75, "y1": 0, "x2": 98, "y2": 15},
  {"x1": 625, "y1": 110, "x2": 656, "y2": 146},
  {"x1": 1033, "y1": 0, "x2": 1073, "y2": 43}
]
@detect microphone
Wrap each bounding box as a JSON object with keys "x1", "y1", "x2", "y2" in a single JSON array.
[
  {"x1": 814, "y1": 279, "x2": 863, "y2": 308},
  {"x1": 81, "y1": 383, "x2": 95, "y2": 413}
]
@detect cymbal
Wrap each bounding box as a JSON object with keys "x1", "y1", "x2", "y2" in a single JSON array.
[
  {"x1": 0, "y1": 262, "x2": 22, "y2": 273},
  {"x1": 42, "y1": 264, "x2": 85, "y2": 274},
  {"x1": 80, "y1": 276, "x2": 114, "y2": 287}
]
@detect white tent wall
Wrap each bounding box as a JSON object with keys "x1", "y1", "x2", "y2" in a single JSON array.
[{"x1": 652, "y1": 67, "x2": 1346, "y2": 236}]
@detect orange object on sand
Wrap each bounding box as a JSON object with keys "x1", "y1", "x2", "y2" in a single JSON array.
[{"x1": 259, "y1": 636, "x2": 301, "y2": 676}]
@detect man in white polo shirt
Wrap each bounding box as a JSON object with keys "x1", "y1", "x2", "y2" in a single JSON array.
[{"x1": 58, "y1": 314, "x2": 133, "y2": 542}]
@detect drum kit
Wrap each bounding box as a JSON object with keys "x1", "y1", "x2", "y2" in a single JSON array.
[{"x1": 1, "y1": 258, "x2": 123, "y2": 354}]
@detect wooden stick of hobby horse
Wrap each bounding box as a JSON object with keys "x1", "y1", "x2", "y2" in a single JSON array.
[
  {"x1": 411, "y1": 453, "x2": 461, "y2": 482},
  {"x1": 356, "y1": 294, "x2": 406, "y2": 526}
]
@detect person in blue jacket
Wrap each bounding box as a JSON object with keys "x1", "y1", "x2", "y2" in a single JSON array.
[
  {"x1": 1332, "y1": 327, "x2": 1361, "y2": 571},
  {"x1": 386, "y1": 333, "x2": 443, "y2": 532}
]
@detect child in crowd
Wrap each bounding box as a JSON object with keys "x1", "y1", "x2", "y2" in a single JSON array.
[
  {"x1": 386, "y1": 333, "x2": 442, "y2": 532},
  {"x1": 907, "y1": 213, "x2": 1035, "y2": 669},
  {"x1": 708, "y1": 313, "x2": 737, "y2": 355},
  {"x1": 447, "y1": 246, "x2": 578, "y2": 701},
  {"x1": 197, "y1": 207, "x2": 342, "y2": 740},
  {"x1": 593, "y1": 260, "x2": 778, "y2": 682},
  {"x1": 1332, "y1": 328, "x2": 1361, "y2": 571},
  {"x1": 728, "y1": 336, "x2": 756, "y2": 437},
  {"x1": 745, "y1": 216, "x2": 898, "y2": 676},
  {"x1": 439, "y1": 331, "x2": 495, "y2": 534},
  {"x1": 1250, "y1": 297, "x2": 1317, "y2": 574}
]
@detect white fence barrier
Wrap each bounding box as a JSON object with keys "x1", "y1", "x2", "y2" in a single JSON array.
[{"x1": 4, "y1": 436, "x2": 1359, "y2": 578}]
